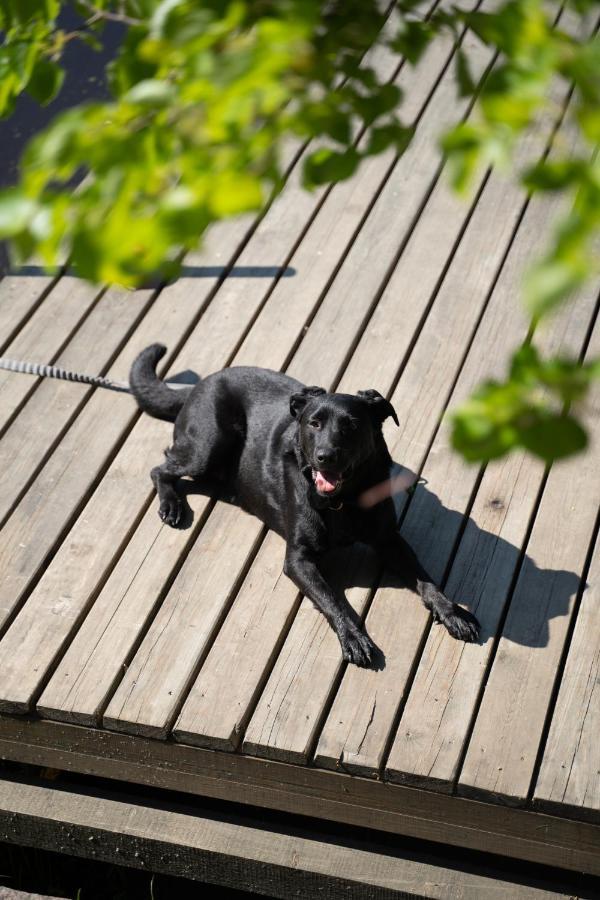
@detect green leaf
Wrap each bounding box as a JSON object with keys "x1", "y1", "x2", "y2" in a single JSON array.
[
  {"x1": 390, "y1": 20, "x2": 432, "y2": 65},
  {"x1": 451, "y1": 408, "x2": 517, "y2": 462},
  {"x1": 303, "y1": 147, "x2": 360, "y2": 187},
  {"x1": 441, "y1": 123, "x2": 486, "y2": 192},
  {"x1": 124, "y1": 78, "x2": 176, "y2": 106},
  {"x1": 524, "y1": 159, "x2": 584, "y2": 192},
  {"x1": 525, "y1": 258, "x2": 583, "y2": 318},
  {"x1": 209, "y1": 173, "x2": 263, "y2": 216},
  {"x1": 370, "y1": 83, "x2": 402, "y2": 117},
  {"x1": 0, "y1": 189, "x2": 38, "y2": 235},
  {"x1": 26, "y1": 57, "x2": 64, "y2": 105},
  {"x1": 520, "y1": 414, "x2": 587, "y2": 461},
  {"x1": 455, "y1": 48, "x2": 476, "y2": 97},
  {"x1": 365, "y1": 122, "x2": 413, "y2": 156},
  {"x1": 509, "y1": 343, "x2": 540, "y2": 381}
]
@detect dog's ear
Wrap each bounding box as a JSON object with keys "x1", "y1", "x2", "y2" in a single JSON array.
[
  {"x1": 290, "y1": 386, "x2": 326, "y2": 419},
  {"x1": 358, "y1": 389, "x2": 399, "y2": 427}
]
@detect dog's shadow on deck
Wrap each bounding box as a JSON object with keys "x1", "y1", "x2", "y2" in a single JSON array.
[{"x1": 173, "y1": 462, "x2": 582, "y2": 663}]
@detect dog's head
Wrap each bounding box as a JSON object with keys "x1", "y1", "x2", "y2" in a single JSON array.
[{"x1": 290, "y1": 386, "x2": 398, "y2": 497}]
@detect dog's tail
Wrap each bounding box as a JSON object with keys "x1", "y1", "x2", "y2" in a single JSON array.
[{"x1": 129, "y1": 344, "x2": 193, "y2": 422}]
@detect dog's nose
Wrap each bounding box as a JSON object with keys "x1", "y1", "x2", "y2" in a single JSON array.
[{"x1": 316, "y1": 449, "x2": 336, "y2": 466}]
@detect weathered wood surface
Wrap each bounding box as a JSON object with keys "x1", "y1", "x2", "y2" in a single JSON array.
[
  {"x1": 378, "y1": 134, "x2": 595, "y2": 790},
  {"x1": 0, "y1": 275, "x2": 102, "y2": 434},
  {"x1": 315, "y1": 136, "x2": 584, "y2": 778},
  {"x1": 0, "y1": 218, "x2": 252, "y2": 635},
  {"x1": 0, "y1": 268, "x2": 61, "y2": 354},
  {"x1": 533, "y1": 535, "x2": 600, "y2": 819},
  {"x1": 0, "y1": 285, "x2": 154, "y2": 526},
  {"x1": 383, "y1": 278, "x2": 596, "y2": 792},
  {"x1": 0, "y1": 0, "x2": 598, "y2": 875},
  {"x1": 457, "y1": 319, "x2": 600, "y2": 805}
]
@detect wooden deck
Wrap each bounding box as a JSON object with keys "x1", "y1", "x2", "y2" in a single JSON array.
[{"x1": 0, "y1": 2, "x2": 599, "y2": 886}]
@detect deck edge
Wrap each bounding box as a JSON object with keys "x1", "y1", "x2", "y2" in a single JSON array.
[{"x1": 0, "y1": 715, "x2": 598, "y2": 876}]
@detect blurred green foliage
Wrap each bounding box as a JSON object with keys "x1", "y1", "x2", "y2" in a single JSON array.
[{"x1": 0, "y1": 0, "x2": 598, "y2": 464}]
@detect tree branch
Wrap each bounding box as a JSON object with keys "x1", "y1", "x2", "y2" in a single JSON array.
[{"x1": 78, "y1": 1, "x2": 142, "y2": 27}]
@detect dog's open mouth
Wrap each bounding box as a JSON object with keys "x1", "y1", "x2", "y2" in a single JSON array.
[{"x1": 312, "y1": 469, "x2": 343, "y2": 495}]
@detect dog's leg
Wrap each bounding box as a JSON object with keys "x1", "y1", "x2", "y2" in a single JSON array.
[
  {"x1": 379, "y1": 534, "x2": 480, "y2": 642},
  {"x1": 284, "y1": 547, "x2": 376, "y2": 667},
  {"x1": 151, "y1": 446, "x2": 190, "y2": 527}
]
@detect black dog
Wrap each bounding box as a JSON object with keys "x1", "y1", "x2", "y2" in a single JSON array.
[{"x1": 130, "y1": 344, "x2": 480, "y2": 666}]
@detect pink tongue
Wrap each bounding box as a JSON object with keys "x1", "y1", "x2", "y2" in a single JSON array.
[{"x1": 315, "y1": 470, "x2": 339, "y2": 493}]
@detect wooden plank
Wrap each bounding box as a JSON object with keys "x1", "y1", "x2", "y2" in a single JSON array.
[
  {"x1": 0, "y1": 285, "x2": 154, "y2": 526},
  {"x1": 0, "y1": 717, "x2": 599, "y2": 875},
  {"x1": 172, "y1": 532, "x2": 297, "y2": 749},
  {"x1": 0, "y1": 268, "x2": 60, "y2": 354},
  {"x1": 45, "y1": 29, "x2": 464, "y2": 734},
  {"x1": 334, "y1": 0, "x2": 571, "y2": 394},
  {"x1": 109, "y1": 528, "x2": 297, "y2": 749},
  {"x1": 457, "y1": 320, "x2": 600, "y2": 804},
  {"x1": 533, "y1": 537, "x2": 600, "y2": 820},
  {"x1": 323, "y1": 147, "x2": 595, "y2": 779},
  {"x1": 242, "y1": 59, "x2": 575, "y2": 768},
  {"x1": 0, "y1": 777, "x2": 568, "y2": 900},
  {"x1": 376, "y1": 11, "x2": 599, "y2": 788},
  {"x1": 36, "y1": 501, "x2": 263, "y2": 727},
  {"x1": 95, "y1": 505, "x2": 263, "y2": 737},
  {"x1": 0, "y1": 275, "x2": 103, "y2": 433}
]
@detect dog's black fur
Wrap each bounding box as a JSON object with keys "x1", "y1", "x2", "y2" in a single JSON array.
[{"x1": 130, "y1": 344, "x2": 480, "y2": 666}]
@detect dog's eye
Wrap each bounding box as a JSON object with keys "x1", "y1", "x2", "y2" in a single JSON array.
[{"x1": 308, "y1": 420, "x2": 321, "y2": 429}]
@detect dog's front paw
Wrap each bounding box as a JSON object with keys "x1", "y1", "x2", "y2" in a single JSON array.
[
  {"x1": 159, "y1": 498, "x2": 182, "y2": 528},
  {"x1": 423, "y1": 586, "x2": 480, "y2": 643},
  {"x1": 436, "y1": 602, "x2": 480, "y2": 643},
  {"x1": 339, "y1": 625, "x2": 376, "y2": 668}
]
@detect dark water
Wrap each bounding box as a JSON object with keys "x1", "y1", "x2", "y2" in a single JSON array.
[{"x1": 0, "y1": 7, "x2": 122, "y2": 273}]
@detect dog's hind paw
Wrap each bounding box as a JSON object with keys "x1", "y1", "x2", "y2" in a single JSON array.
[
  {"x1": 159, "y1": 498, "x2": 182, "y2": 528},
  {"x1": 340, "y1": 626, "x2": 376, "y2": 668}
]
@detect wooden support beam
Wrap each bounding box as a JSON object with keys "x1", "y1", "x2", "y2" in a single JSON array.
[{"x1": 0, "y1": 774, "x2": 583, "y2": 899}]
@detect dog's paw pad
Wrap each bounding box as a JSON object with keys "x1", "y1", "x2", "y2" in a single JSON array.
[{"x1": 159, "y1": 499, "x2": 182, "y2": 527}]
